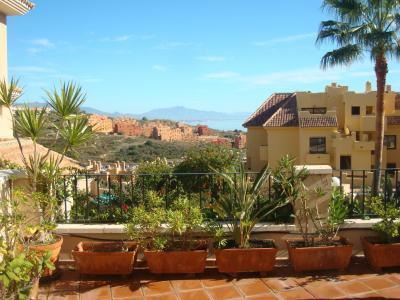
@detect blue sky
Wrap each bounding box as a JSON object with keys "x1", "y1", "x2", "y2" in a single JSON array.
[{"x1": 8, "y1": 0, "x2": 400, "y2": 114}]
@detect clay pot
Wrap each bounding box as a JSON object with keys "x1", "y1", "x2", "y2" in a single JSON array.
[
  {"x1": 286, "y1": 237, "x2": 353, "y2": 272},
  {"x1": 362, "y1": 236, "x2": 400, "y2": 271},
  {"x1": 144, "y1": 250, "x2": 207, "y2": 274},
  {"x1": 29, "y1": 235, "x2": 63, "y2": 277},
  {"x1": 215, "y1": 247, "x2": 277, "y2": 274},
  {"x1": 72, "y1": 241, "x2": 138, "y2": 275}
]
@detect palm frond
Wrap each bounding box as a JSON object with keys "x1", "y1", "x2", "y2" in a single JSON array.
[
  {"x1": 46, "y1": 81, "x2": 86, "y2": 120},
  {"x1": 320, "y1": 44, "x2": 363, "y2": 69},
  {"x1": 14, "y1": 106, "x2": 47, "y2": 142},
  {"x1": 59, "y1": 116, "x2": 93, "y2": 150},
  {"x1": 0, "y1": 78, "x2": 22, "y2": 108}
]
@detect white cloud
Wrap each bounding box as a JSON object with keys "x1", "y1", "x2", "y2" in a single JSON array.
[
  {"x1": 100, "y1": 35, "x2": 133, "y2": 42},
  {"x1": 30, "y1": 38, "x2": 55, "y2": 48},
  {"x1": 196, "y1": 56, "x2": 226, "y2": 62},
  {"x1": 253, "y1": 33, "x2": 315, "y2": 46},
  {"x1": 157, "y1": 41, "x2": 193, "y2": 49},
  {"x1": 152, "y1": 65, "x2": 167, "y2": 72},
  {"x1": 204, "y1": 71, "x2": 240, "y2": 79}
]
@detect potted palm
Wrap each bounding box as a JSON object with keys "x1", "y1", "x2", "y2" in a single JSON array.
[
  {"x1": 125, "y1": 192, "x2": 208, "y2": 274},
  {"x1": 276, "y1": 156, "x2": 352, "y2": 272},
  {"x1": 0, "y1": 79, "x2": 93, "y2": 278},
  {"x1": 211, "y1": 163, "x2": 289, "y2": 274},
  {"x1": 362, "y1": 196, "x2": 400, "y2": 271},
  {"x1": 0, "y1": 192, "x2": 54, "y2": 300}
]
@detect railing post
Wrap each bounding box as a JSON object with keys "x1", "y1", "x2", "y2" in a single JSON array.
[
  {"x1": 63, "y1": 175, "x2": 68, "y2": 222},
  {"x1": 362, "y1": 170, "x2": 365, "y2": 218}
]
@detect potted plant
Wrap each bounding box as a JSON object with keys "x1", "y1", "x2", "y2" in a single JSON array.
[
  {"x1": 362, "y1": 196, "x2": 400, "y2": 271},
  {"x1": 275, "y1": 156, "x2": 353, "y2": 272},
  {"x1": 0, "y1": 79, "x2": 93, "y2": 278},
  {"x1": 0, "y1": 193, "x2": 54, "y2": 300},
  {"x1": 72, "y1": 241, "x2": 138, "y2": 275},
  {"x1": 211, "y1": 163, "x2": 289, "y2": 275},
  {"x1": 125, "y1": 192, "x2": 208, "y2": 274}
]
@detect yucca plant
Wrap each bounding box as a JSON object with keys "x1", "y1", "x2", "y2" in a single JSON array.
[
  {"x1": 212, "y1": 163, "x2": 289, "y2": 248},
  {"x1": 0, "y1": 79, "x2": 93, "y2": 244}
]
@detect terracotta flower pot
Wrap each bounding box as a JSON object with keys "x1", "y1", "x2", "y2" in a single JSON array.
[
  {"x1": 286, "y1": 237, "x2": 353, "y2": 272},
  {"x1": 215, "y1": 247, "x2": 277, "y2": 274},
  {"x1": 362, "y1": 236, "x2": 400, "y2": 271},
  {"x1": 72, "y1": 241, "x2": 138, "y2": 275},
  {"x1": 29, "y1": 235, "x2": 63, "y2": 277},
  {"x1": 144, "y1": 250, "x2": 207, "y2": 274}
]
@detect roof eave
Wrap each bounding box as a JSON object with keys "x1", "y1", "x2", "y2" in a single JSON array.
[{"x1": 0, "y1": 0, "x2": 34, "y2": 16}]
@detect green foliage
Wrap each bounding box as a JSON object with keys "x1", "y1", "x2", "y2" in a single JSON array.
[
  {"x1": 212, "y1": 163, "x2": 288, "y2": 248},
  {"x1": 370, "y1": 197, "x2": 400, "y2": 244},
  {"x1": 0, "y1": 193, "x2": 54, "y2": 300},
  {"x1": 125, "y1": 193, "x2": 208, "y2": 251}
]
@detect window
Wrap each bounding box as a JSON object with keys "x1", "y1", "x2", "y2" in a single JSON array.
[
  {"x1": 366, "y1": 106, "x2": 374, "y2": 115},
  {"x1": 340, "y1": 156, "x2": 352, "y2": 170},
  {"x1": 351, "y1": 106, "x2": 360, "y2": 115},
  {"x1": 309, "y1": 137, "x2": 326, "y2": 154},
  {"x1": 387, "y1": 163, "x2": 397, "y2": 175},
  {"x1": 384, "y1": 135, "x2": 397, "y2": 149},
  {"x1": 301, "y1": 107, "x2": 327, "y2": 114}
]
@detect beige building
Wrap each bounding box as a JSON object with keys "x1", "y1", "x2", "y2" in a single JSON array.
[
  {"x1": 0, "y1": 0, "x2": 34, "y2": 139},
  {"x1": 244, "y1": 82, "x2": 400, "y2": 172}
]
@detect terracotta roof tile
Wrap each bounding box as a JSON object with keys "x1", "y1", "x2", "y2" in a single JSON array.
[
  {"x1": 243, "y1": 93, "x2": 294, "y2": 127},
  {"x1": 299, "y1": 115, "x2": 338, "y2": 127},
  {"x1": 387, "y1": 116, "x2": 400, "y2": 126},
  {"x1": 264, "y1": 94, "x2": 299, "y2": 127}
]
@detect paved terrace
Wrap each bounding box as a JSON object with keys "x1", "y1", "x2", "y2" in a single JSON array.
[{"x1": 39, "y1": 259, "x2": 400, "y2": 300}]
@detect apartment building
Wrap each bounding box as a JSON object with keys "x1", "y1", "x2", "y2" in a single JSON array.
[
  {"x1": 244, "y1": 82, "x2": 400, "y2": 172},
  {"x1": 88, "y1": 114, "x2": 113, "y2": 133},
  {"x1": 0, "y1": 0, "x2": 34, "y2": 139}
]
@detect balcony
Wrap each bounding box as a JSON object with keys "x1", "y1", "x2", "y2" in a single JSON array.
[
  {"x1": 360, "y1": 115, "x2": 376, "y2": 131},
  {"x1": 305, "y1": 153, "x2": 330, "y2": 164}
]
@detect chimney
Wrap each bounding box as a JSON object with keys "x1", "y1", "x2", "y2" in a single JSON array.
[
  {"x1": 386, "y1": 85, "x2": 392, "y2": 92},
  {"x1": 331, "y1": 82, "x2": 337, "y2": 87},
  {"x1": 365, "y1": 81, "x2": 372, "y2": 93}
]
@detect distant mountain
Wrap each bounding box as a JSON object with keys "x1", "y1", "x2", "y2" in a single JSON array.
[{"x1": 16, "y1": 102, "x2": 249, "y2": 129}]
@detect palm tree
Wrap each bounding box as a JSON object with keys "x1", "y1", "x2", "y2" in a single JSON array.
[{"x1": 317, "y1": 0, "x2": 400, "y2": 195}]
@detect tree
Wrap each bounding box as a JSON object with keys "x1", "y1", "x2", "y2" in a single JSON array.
[{"x1": 317, "y1": 0, "x2": 400, "y2": 194}]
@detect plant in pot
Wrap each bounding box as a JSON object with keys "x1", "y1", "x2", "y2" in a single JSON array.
[
  {"x1": 0, "y1": 192, "x2": 54, "y2": 300},
  {"x1": 275, "y1": 156, "x2": 353, "y2": 272},
  {"x1": 362, "y1": 196, "x2": 400, "y2": 271},
  {"x1": 125, "y1": 192, "x2": 209, "y2": 274},
  {"x1": 211, "y1": 163, "x2": 289, "y2": 275},
  {"x1": 0, "y1": 79, "x2": 93, "y2": 278}
]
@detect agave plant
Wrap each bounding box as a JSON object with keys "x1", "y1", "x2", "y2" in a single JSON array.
[{"x1": 212, "y1": 163, "x2": 289, "y2": 248}]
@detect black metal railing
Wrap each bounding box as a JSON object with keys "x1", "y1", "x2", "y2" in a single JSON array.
[
  {"x1": 55, "y1": 172, "x2": 267, "y2": 224},
  {"x1": 338, "y1": 168, "x2": 400, "y2": 218},
  {"x1": 53, "y1": 168, "x2": 400, "y2": 224}
]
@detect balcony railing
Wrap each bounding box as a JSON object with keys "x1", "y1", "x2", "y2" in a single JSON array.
[{"x1": 52, "y1": 168, "x2": 400, "y2": 224}]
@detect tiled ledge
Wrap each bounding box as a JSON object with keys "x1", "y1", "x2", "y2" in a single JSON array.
[{"x1": 56, "y1": 219, "x2": 378, "y2": 235}]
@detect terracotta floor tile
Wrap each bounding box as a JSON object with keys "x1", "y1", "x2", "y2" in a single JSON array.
[
  {"x1": 178, "y1": 289, "x2": 211, "y2": 300},
  {"x1": 171, "y1": 279, "x2": 203, "y2": 291},
  {"x1": 201, "y1": 277, "x2": 232, "y2": 287},
  {"x1": 207, "y1": 285, "x2": 242, "y2": 300},
  {"x1": 263, "y1": 278, "x2": 299, "y2": 292},
  {"x1": 335, "y1": 280, "x2": 373, "y2": 295},
  {"x1": 49, "y1": 279, "x2": 80, "y2": 292},
  {"x1": 245, "y1": 293, "x2": 278, "y2": 300},
  {"x1": 378, "y1": 286, "x2": 400, "y2": 299},
  {"x1": 141, "y1": 280, "x2": 173, "y2": 296},
  {"x1": 111, "y1": 281, "x2": 143, "y2": 298},
  {"x1": 360, "y1": 276, "x2": 399, "y2": 290},
  {"x1": 47, "y1": 290, "x2": 79, "y2": 300},
  {"x1": 278, "y1": 288, "x2": 315, "y2": 300},
  {"x1": 386, "y1": 274, "x2": 400, "y2": 285},
  {"x1": 80, "y1": 285, "x2": 112, "y2": 300},
  {"x1": 305, "y1": 283, "x2": 347, "y2": 299},
  {"x1": 79, "y1": 279, "x2": 110, "y2": 289},
  {"x1": 237, "y1": 281, "x2": 271, "y2": 296},
  {"x1": 234, "y1": 277, "x2": 263, "y2": 285},
  {"x1": 144, "y1": 294, "x2": 178, "y2": 300}
]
